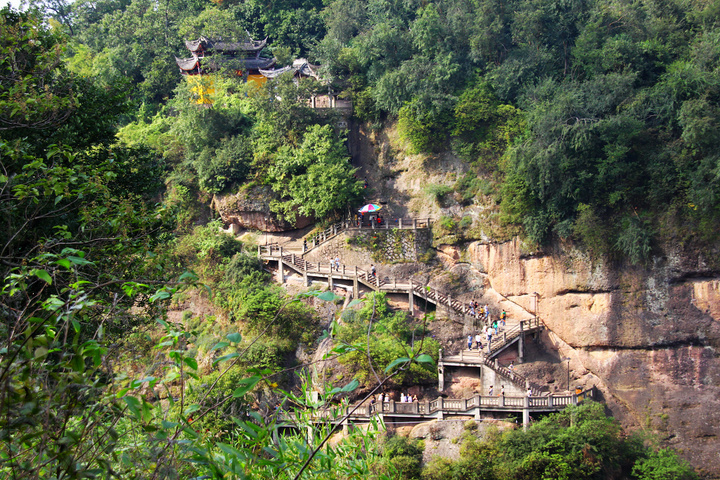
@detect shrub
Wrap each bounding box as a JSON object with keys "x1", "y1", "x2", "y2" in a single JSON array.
[
  {"x1": 398, "y1": 98, "x2": 451, "y2": 153},
  {"x1": 384, "y1": 436, "x2": 424, "y2": 480},
  {"x1": 425, "y1": 184, "x2": 453, "y2": 206},
  {"x1": 615, "y1": 214, "x2": 653, "y2": 265},
  {"x1": 632, "y1": 448, "x2": 698, "y2": 480},
  {"x1": 573, "y1": 203, "x2": 611, "y2": 258}
]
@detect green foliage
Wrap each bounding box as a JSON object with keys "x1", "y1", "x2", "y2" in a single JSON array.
[
  {"x1": 268, "y1": 124, "x2": 362, "y2": 222},
  {"x1": 174, "y1": 221, "x2": 244, "y2": 281},
  {"x1": 0, "y1": 7, "x2": 75, "y2": 133},
  {"x1": 420, "y1": 402, "x2": 695, "y2": 480},
  {"x1": 573, "y1": 203, "x2": 611, "y2": 258},
  {"x1": 398, "y1": 98, "x2": 451, "y2": 153},
  {"x1": 452, "y1": 81, "x2": 525, "y2": 169},
  {"x1": 615, "y1": 214, "x2": 653, "y2": 265},
  {"x1": 424, "y1": 183, "x2": 453, "y2": 206},
  {"x1": 454, "y1": 172, "x2": 494, "y2": 205},
  {"x1": 632, "y1": 448, "x2": 699, "y2": 480},
  {"x1": 383, "y1": 436, "x2": 424, "y2": 479},
  {"x1": 336, "y1": 293, "x2": 439, "y2": 386}
]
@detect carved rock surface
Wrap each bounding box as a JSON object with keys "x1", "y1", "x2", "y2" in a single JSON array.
[
  {"x1": 468, "y1": 238, "x2": 720, "y2": 475},
  {"x1": 213, "y1": 185, "x2": 313, "y2": 232}
]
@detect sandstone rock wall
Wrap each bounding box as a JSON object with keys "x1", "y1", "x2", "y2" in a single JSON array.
[{"x1": 467, "y1": 238, "x2": 720, "y2": 476}]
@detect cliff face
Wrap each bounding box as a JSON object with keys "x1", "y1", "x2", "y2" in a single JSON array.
[
  {"x1": 469, "y1": 238, "x2": 720, "y2": 476},
  {"x1": 347, "y1": 119, "x2": 720, "y2": 474}
]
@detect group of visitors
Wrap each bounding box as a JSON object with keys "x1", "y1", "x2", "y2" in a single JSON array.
[
  {"x1": 354, "y1": 214, "x2": 384, "y2": 228},
  {"x1": 372, "y1": 392, "x2": 418, "y2": 404},
  {"x1": 487, "y1": 385, "x2": 505, "y2": 396},
  {"x1": 468, "y1": 301, "x2": 492, "y2": 319},
  {"x1": 467, "y1": 320, "x2": 507, "y2": 353},
  {"x1": 399, "y1": 393, "x2": 418, "y2": 403}
]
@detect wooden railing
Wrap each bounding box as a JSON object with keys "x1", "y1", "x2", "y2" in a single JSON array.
[
  {"x1": 486, "y1": 317, "x2": 542, "y2": 357},
  {"x1": 481, "y1": 357, "x2": 545, "y2": 395},
  {"x1": 258, "y1": 247, "x2": 548, "y2": 342},
  {"x1": 340, "y1": 388, "x2": 595, "y2": 419},
  {"x1": 300, "y1": 217, "x2": 434, "y2": 254}
]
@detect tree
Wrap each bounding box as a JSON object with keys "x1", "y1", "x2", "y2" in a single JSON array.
[
  {"x1": 268, "y1": 124, "x2": 362, "y2": 222},
  {"x1": 0, "y1": 7, "x2": 75, "y2": 132},
  {"x1": 632, "y1": 449, "x2": 699, "y2": 480}
]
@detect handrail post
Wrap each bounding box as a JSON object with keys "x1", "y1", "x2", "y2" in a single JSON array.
[
  {"x1": 257, "y1": 245, "x2": 261, "y2": 256},
  {"x1": 399, "y1": 218, "x2": 403, "y2": 229},
  {"x1": 413, "y1": 218, "x2": 417, "y2": 229}
]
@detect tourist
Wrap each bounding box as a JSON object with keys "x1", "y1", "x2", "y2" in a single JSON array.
[
  {"x1": 508, "y1": 361, "x2": 514, "y2": 372},
  {"x1": 484, "y1": 304, "x2": 489, "y2": 320},
  {"x1": 370, "y1": 264, "x2": 376, "y2": 277},
  {"x1": 527, "y1": 387, "x2": 532, "y2": 397},
  {"x1": 412, "y1": 394, "x2": 418, "y2": 402},
  {"x1": 335, "y1": 256, "x2": 340, "y2": 271},
  {"x1": 475, "y1": 332, "x2": 482, "y2": 350},
  {"x1": 500, "y1": 310, "x2": 506, "y2": 327},
  {"x1": 467, "y1": 335, "x2": 473, "y2": 350},
  {"x1": 469, "y1": 302, "x2": 476, "y2": 316},
  {"x1": 500, "y1": 385, "x2": 505, "y2": 397},
  {"x1": 489, "y1": 385, "x2": 494, "y2": 396},
  {"x1": 492, "y1": 319, "x2": 498, "y2": 335}
]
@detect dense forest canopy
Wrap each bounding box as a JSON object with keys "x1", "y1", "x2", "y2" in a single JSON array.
[
  {"x1": 26, "y1": 0, "x2": 719, "y2": 261},
  {"x1": 1, "y1": 0, "x2": 718, "y2": 477}
]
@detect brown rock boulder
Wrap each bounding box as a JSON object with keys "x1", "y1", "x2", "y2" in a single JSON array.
[{"x1": 212, "y1": 185, "x2": 313, "y2": 232}]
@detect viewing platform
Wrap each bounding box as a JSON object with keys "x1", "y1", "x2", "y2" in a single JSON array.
[{"x1": 280, "y1": 389, "x2": 595, "y2": 432}]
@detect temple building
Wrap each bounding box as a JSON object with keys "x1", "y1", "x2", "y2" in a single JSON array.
[
  {"x1": 174, "y1": 34, "x2": 275, "y2": 83},
  {"x1": 259, "y1": 58, "x2": 319, "y2": 81}
]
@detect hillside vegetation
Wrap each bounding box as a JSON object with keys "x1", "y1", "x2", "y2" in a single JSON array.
[
  {"x1": 38, "y1": 0, "x2": 720, "y2": 261},
  {"x1": 1, "y1": 0, "x2": 718, "y2": 478}
]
